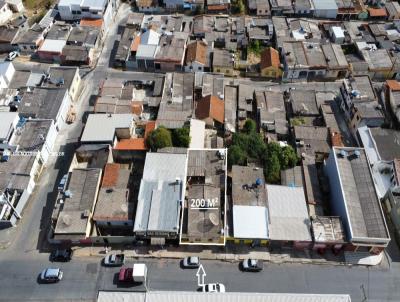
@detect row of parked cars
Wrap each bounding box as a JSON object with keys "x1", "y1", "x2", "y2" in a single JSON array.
[
  {"x1": 179, "y1": 256, "x2": 263, "y2": 293},
  {"x1": 181, "y1": 256, "x2": 263, "y2": 272},
  {"x1": 40, "y1": 249, "x2": 264, "y2": 289},
  {"x1": 39, "y1": 249, "x2": 73, "y2": 283}
]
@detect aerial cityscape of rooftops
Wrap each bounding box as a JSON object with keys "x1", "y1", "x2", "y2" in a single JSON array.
[{"x1": 2, "y1": 0, "x2": 400, "y2": 301}]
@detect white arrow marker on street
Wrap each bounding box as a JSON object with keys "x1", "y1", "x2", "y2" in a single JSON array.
[{"x1": 196, "y1": 264, "x2": 206, "y2": 287}]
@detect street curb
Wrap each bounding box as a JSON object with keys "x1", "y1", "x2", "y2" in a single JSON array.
[{"x1": 72, "y1": 249, "x2": 369, "y2": 267}]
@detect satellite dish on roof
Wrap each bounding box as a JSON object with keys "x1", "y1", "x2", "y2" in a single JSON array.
[
  {"x1": 209, "y1": 213, "x2": 219, "y2": 226},
  {"x1": 62, "y1": 215, "x2": 71, "y2": 226}
]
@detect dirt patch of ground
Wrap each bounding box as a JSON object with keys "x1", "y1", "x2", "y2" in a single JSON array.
[
  {"x1": 247, "y1": 52, "x2": 261, "y2": 65},
  {"x1": 23, "y1": 0, "x2": 55, "y2": 21}
]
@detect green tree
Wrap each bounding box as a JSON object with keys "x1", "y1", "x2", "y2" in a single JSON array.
[
  {"x1": 232, "y1": 133, "x2": 250, "y2": 154},
  {"x1": 146, "y1": 127, "x2": 172, "y2": 151},
  {"x1": 231, "y1": 0, "x2": 245, "y2": 14},
  {"x1": 265, "y1": 153, "x2": 281, "y2": 183},
  {"x1": 264, "y1": 142, "x2": 280, "y2": 161},
  {"x1": 172, "y1": 127, "x2": 191, "y2": 148},
  {"x1": 238, "y1": 0, "x2": 245, "y2": 14},
  {"x1": 249, "y1": 40, "x2": 262, "y2": 55},
  {"x1": 228, "y1": 145, "x2": 247, "y2": 167},
  {"x1": 194, "y1": 5, "x2": 204, "y2": 15},
  {"x1": 247, "y1": 132, "x2": 266, "y2": 159},
  {"x1": 243, "y1": 119, "x2": 256, "y2": 134},
  {"x1": 279, "y1": 145, "x2": 298, "y2": 170}
]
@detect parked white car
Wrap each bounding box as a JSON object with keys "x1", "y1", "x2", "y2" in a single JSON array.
[{"x1": 6, "y1": 51, "x2": 19, "y2": 61}]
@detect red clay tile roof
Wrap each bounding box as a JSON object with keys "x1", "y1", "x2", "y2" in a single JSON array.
[
  {"x1": 195, "y1": 95, "x2": 224, "y2": 124},
  {"x1": 386, "y1": 80, "x2": 400, "y2": 91},
  {"x1": 114, "y1": 121, "x2": 156, "y2": 151},
  {"x1": 186, "y1": 41, "x2": 207, "y2": 65},
  {"x1": 131, "y1": 35, "x2": 140, "y2": 52},
  {"x1": 207, "y1": 4, "x2": 228, "y2": 10},
  {"x1": 260, "y1": 47, "x2": 280, "y2": 70},
  {"x1": 138, "y1": 0, "x2": 156, "y2": 7},
  {"x1": 102, "y1": 163, "x2": 120, "y2": 187},
  {"x1": 115, "y1": 138, "x2": 146, "y2": 151},
  {"x1": 80, "y1": 18, "x2": 103, "y2": 28},
  {"x1": 330, "y1": 131, "x2": 344, "y2": 147},
  {"x1": 368, "y1": 8, "x2": 387, "y2": 17},
  {"x1": 144, "y1": 121, "x2": 156, "y2": 138}
]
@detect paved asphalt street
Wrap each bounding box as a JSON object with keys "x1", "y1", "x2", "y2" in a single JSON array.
[
  {"x1": 1, "y1": 255, "x2": 400, "y2": 301},
  {"x1": 1, "y1": 2, "x2": 400, "y2": 302}
]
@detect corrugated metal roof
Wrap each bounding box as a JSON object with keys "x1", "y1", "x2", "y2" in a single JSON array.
[
  {"x1": 140, "y1": 29, "x2": 160, "y2": 45},
  {"x1": 267, "y1": 184, "x2": 312, "y2": 241},
  {"x1": 97, "y1": 291, "x2": 352, "y2": 302},
  {"x1": 81, "y1": 0, "x2": 107, "y2": 10},
  {"x1": 80, "y1": 114, "x2": 133, "y2": 143},
  {"x1": 136, "y1": 44, "x2": 158, "y2": 59},
  {"x1": 312, "y1": 0, "x2": 338, "y2": 10},
  {"x1": 39, "y1": 39, "x2": 66, "y2": 53},
  {"x1": 333, "y1": 147, "x2": 389, "y2": 240},
  {"x1": 0, "y1": 111, "x2": 18, "y2": 141},
  {"x1": 189, "y1": 119, "x2": 205, "y2": 149},
  {"x1": 134, "y1": 152, "x2": 187, "y2": 234}
]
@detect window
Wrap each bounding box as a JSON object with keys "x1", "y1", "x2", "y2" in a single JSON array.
[
  {"x1": 30, "y1": 45, "x2": 35, "y2": 50},
  {"x1": 198, "y1": 66, "x2": 202, "y2": 70},
  {"x1": 82, "y1": 8, "x2": 89, "y2": 12}
]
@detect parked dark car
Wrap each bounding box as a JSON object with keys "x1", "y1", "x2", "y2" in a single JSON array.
[
  {"x1": 241, "y1": 259, "x2": 263, "y2": 272},
  {"x1": 118, "y1": 267, "x2": 133, "y2": 282},
  {"x1": 50, "y1": 249, "x2": 72, "y2": 262}
]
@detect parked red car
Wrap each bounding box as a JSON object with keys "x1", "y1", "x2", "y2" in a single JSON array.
[{"x1": 118, "y1": 267, "x2": 133, "y2": 282}]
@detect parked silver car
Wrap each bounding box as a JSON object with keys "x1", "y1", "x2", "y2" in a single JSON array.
[
  {"x1": 241, "y1": 259, "x2": 263, "y2": 272},
  {"x1": 40, "y1": 268, "x2": 63, "y2": 283},
  {"x1": 182, "y1": 256, "x2": 200, "y2": 268}
]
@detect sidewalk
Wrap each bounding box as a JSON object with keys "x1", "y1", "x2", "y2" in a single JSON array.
[{"x1": 71, "y1": 244, "x2": 364, "y2": 267}]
